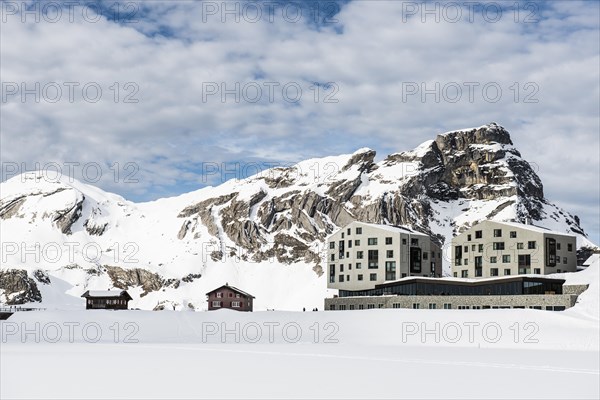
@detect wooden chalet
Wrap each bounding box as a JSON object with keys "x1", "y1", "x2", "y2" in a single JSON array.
[
  {"x1": 81, "y1": 290, "x2": 132, "y2": 310},
  {"x1": 206, "y1": 283, "x2": 255, "y2": 312}
]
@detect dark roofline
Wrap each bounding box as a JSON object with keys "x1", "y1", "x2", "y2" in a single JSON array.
[
  {"x1": 374, "y1": 276, "x2": 566, "y2": 290},
  {"x1": 206, "y1": 285, "x2": 255, "y2": 298},
  {"x1": 81, "y1": 290, "x2": 133, "y2": 301}
]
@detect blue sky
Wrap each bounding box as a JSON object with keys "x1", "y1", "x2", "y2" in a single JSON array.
[{"x1": 1, "y1": 0, "x2": 599, "y2": 242}]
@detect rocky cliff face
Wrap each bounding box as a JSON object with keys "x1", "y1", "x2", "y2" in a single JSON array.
[{"x1": 0, "y1": 123, "x2": 594, "y2": 309}]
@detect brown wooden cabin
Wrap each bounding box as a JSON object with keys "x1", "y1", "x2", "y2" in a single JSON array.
[
  {"x1": 206, "y1": 283, "x2": 254, "y2": 312},
  {"x1": 81, "y1": 290, "x2": 132, "y2": 310}
]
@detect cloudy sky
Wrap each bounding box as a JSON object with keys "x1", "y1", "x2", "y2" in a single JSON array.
[{"x1": 1, "y1": 0, "x2": 599, "y2": 242}]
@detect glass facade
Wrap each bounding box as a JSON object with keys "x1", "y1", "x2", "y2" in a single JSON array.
[{"x1": 338, "y1": 277, "x2": 564, "y2": 298}]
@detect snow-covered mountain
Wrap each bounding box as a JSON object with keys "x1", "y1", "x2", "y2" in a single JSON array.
[{"x1": 0, "y1": 123, "x2": 596, "y2": 310}]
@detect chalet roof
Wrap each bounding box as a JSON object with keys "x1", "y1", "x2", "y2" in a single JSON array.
[
  {"x1": 81, "y1": 290, "x2": 132, "y2": 300},
  {"x1": 206, "y1": 284, "x2": 255, "y2": 298}
]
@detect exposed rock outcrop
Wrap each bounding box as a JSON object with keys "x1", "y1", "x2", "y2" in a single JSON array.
[{"x1": 0, "y1": 269, "x2": 42, "y2": 305}]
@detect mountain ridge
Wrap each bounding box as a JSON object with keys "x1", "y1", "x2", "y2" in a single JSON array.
[{"x1": 0, "y1": 123, "x2": 595, "y2": 310}]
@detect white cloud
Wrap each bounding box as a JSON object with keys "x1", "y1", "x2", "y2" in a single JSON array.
[{"x1": 1, "y1": 0, "x2": 598, "y2": 241}]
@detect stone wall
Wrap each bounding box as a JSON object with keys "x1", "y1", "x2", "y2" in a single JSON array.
[{"x1": 325, "y1": 293, "x2": 578, "y2": 310}]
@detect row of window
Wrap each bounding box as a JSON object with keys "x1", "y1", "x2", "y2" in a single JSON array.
[
  {"x1": 330, "y1": 237, "x2": 420, "y2": 249},
  {"x1": 330, "y1": 303, "x2": 566, "y2": 311},
  {"x1": 212, "y1": 301, "x2": 247, "y2": 308},
  {"x1": 465, "y1": 231, "x2": 574, "y2": 252},
  {"x1": 87, "y1": 299, "x2": 127, "y2": 305},
  {"x1": 335, "y1": 273, "x2": 379, "y2": 283},
  {"x1": 331, "y1": 249, "x2": 435, "y2": 262},
  {"x1": 215, "y1": 292, "x2": 242, "y2": 298},
  {"x1": 454, "y1": 267, "x2": 564, "y2": 278},
  {"x1": 456, "y1": 254, "x2": 569, "y2": 267}
]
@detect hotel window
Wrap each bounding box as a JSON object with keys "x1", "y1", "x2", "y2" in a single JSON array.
[
  {"x1": 356, "y1": 227, "x2": 362, "y2": 234},
  {"x1": 368, "y1": 250, "x2": 379, "y2": 268},
  {"x1": 356, "y1": 251, "x2": 364, "y2": 259},
  {"x1": 358, "y1": 304, "x2": 364, "y2": 310},
  {"x1": 557, "y1": 269, "x2": 561, "y2": 273},
  {"x1": 349, "y1": 305, "x2": 355, "y2": 310},
  {"x1": 490, "y1": 256, "x2": 497, "y2": 263},
  {"x1": 212, "y1": 301, "x2": 221, "y2": 307},
  {"x1": 490, "y1": 268, "x2": 499, "y2": 276},
  {"x1": 347, "y1": 228, "x2": 351, "y2": 235},
  {"x1": 357, "y1": 274, "x2": 363, "y2": 281},
  {"x1": 464, "y1": 246, "x2": 468, "y2": 253},
  {"x1": 402, "y1": 238, "x2": 407, "y2": 245},
  {"x1": 510, "y1": 231, "x2": 517, "y2": 238},
  {"x1": 378, "y1": 304, "x2": 384, "y2": 308},
  {"x1": 458, "y1": 306, "x2": 470, "y2": 310},
  {"x1": 412, "y1": 303, "x2": 420, "y2": 309},
  {"x1": 356, "y1": 262, "x2": 362, "y2": 269},
  {"x1": 367, "y1": 304, "x2": 375, "y2": 309},
  {"x1": 346, "y1": 275, "x2": 350, "y2": 281},
  {"x1": 329, "y1": 242, "x2": 335, "y2": 249},
  {"x1": 567, "y1": 243, "x2": 573, "y2": 252},
  {"x1": 216, "y1": 292, "x2": 223, "y2": 298},
  {"x1": 329, "y1": 265, "x2": 335, "y2": 283},
  {"x1": 385, "y1": 237, "x2": 392, "y2": 245},
  {"x1": 341, "y1": 233, "x2": 344, "y2": 238},
  {"x1": 475, "y1": 230, "x2": 483, "y2": 239},
  {"x1": 534, "y1": 268, "x2": 541, "y2": 274},
  {"x1": 504, "y1": 269, "x2": 511, "y2": 275},
  {"x1": 493, "y1": 242, "x2": 505, "y2": 250},
  {"x1": 493, "y1": 229, "x2": 502, "y2": 237},
  {"x1": 386, "y1": 250, "x2": 394, "y2": 258},
  {"x1": 478, "y1": 244, "x2": 483, "y2": 253},
  {"x1": 453, "y1": 272, "x2": 457, "y2": 277},
  {"x1": 428, "y1": 303, "x2": 437, "y2": 309},
  {"x1": 411, "y1": 238, "x2": 419, "y2": 246},
  {"x1": 443, "y1": 303, "x2": 452, "y2": 309},
  {"x1": 339, "y1": 275, "x2": 344, "y2": 282},
  {"x1": 556, "y1": 243, "x2": 561, "y2": 250},
  {"x1": 471, "y1": 245, "x2": 476, "y2": 251},
  {"x1": 354, "y1": 240, "x2": 360, "y2": 246},
  {"x1": 517, "y1": 242, "x2": 524, "y2": 250},
  {"x1": 461, "y1": 270, "x2": 468, "y2": 278},
  {"x1": 348, "y1": 240, "x2": 352, "y2": 248},
  {"x1": 563, "y1": 257, "x2": 568, "y2": 264},
  {"x1": 339, "y1": 305, "x2": 346, "y2": 310},
  {"x1": 346, "y1": 252, "x2": 350, "y2": 258},
  {"x1": 467, "y1": 234, "x2": 472, "y2": 241},
  {"x1": 330, "y1": 254, "x2": 335, "y2": 261},
  {"x1": 455, "y1": 258, "x2": 462, "y2": 266},
  {"x1": 340, "y1": 264, "x2": 344, "y2": 272},
  {"x1": 423, "y1": 252, "x2": 428, "y2": 260},
  {"x1": 393, "y1": 303, "x2": 401, "y2": 309},
  {"x1": 502, "y1": 255, "x2": 511, "y2": 263},
  {"x1": 348, "y1": 263, "x2": 352, "y2": 270},
  {"x1": 528, "y1": 241, "x2": 536, "y2": 249},
  {"x1": 463, "y1": 258, "x2": 468, "y2": 265},
  {"x1": 368, "y1": 238, "x2": 377, "y2": 245},
  {"x1": 329, "y1": 305, "x2": 336, "y2": 310},
  {"x1": 370, "y1": 273, "x2": 377, "y2": 281},
  {"x1": 385, "y1": 261, "x2": 396, "y2": 280}
]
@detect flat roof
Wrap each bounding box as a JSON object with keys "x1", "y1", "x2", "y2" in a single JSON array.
[{"x1": 476, "y1": 220, "x2": 575, "y2": 237}]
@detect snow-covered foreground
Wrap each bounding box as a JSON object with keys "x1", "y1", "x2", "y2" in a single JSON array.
[
  {"x1": 2, "y1": 257, "x2": 598, "y2": 399},
  {"x1": 1, "y1": 306, "x2": 599, "y2": 399}
]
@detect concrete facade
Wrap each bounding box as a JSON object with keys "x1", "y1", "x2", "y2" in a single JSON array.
[
  {"x1": 327, "y1": 222, "x2": 442, "y2": 291},
  {"x1": 451, "y1": 221, "x2": 577, "y2": 279}
]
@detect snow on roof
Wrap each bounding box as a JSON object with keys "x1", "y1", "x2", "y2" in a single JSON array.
[
  {"x1": 354, "y1": 222, "x2": 428, "y2": 236},
  {"x1": 490, "y1": 221, "x2": 574, "y2": 237},
  {"x1": 83, "y1": 290, "x2": 127, "y2": 298}
]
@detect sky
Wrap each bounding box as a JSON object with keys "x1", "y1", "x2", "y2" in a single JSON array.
[{"x1": 1, "y1": 0, "x2": 599, "y2": 243}]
